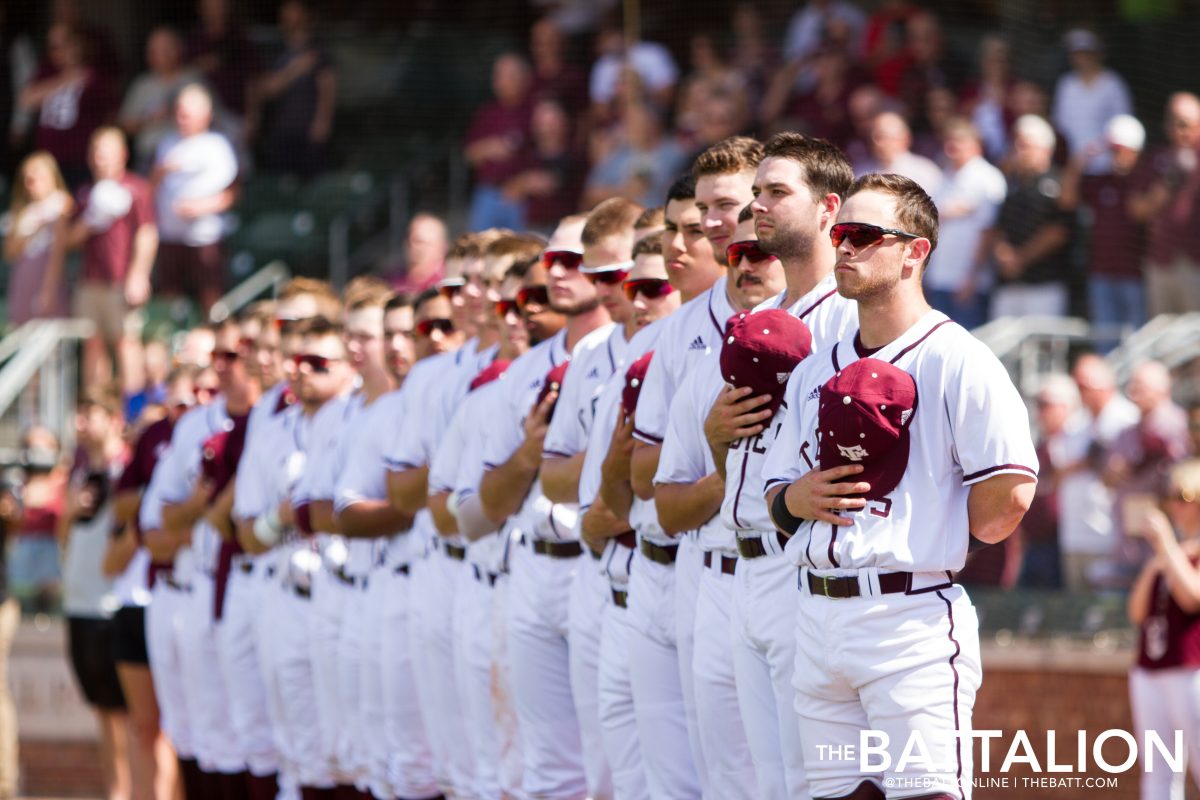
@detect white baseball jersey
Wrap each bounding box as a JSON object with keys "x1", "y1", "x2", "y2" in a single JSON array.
[
  {"x1": 139, "y1": 397, "x2": 231, "y2": 580},
  {"x1": 723, "y1": 277, "x2": 858, "y2": 543},
  {"x1": 542, "y1": 322, "x2": 621, "y2": 461},
  {"x1": 761, "y1": 310, "x2": 1039, "y2": 573},
  {"x1": 632, "y1": 276, "x2": 737, "y2": 446},
  {"x1": 233, "y1": 382, "x2": 296, "y2": 523},
  {"x1": 481, "y1": 329, "x2": 580, "y2": 541}
]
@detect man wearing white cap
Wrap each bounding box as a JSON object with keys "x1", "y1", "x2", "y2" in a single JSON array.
[{"x1": 1052, "y1": 28, "x2": 1132, "y2": 175}]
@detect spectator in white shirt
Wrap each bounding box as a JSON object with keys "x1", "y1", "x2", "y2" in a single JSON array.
[
  {"x1": 151, "y1": 83, "x2": 238, "y2": 315},
  {"x1": 118, "y1": 27, "x2": 200, "y2": 173},
  {"x1": 857, "y1": 111, "x2": 943, "y2": 195},
  {"x1": 1051, "y1": 28, "x2": 1132, "y2": 175},
  {"x1": 589, "y1": 24, "x2": 678, "y2": 113},
  {"x1": 925, "y1": 117, "x2": 1007, "y2": 330}
]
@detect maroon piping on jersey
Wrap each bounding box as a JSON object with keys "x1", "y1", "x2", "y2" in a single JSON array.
[
  {"x1": 962, "y1": 463, "x2": 1038, "y2": 482},
  {"x1": 937, "y1": 589, "x2": 966, "y2": 798},
  {"x1": 796, "y1": 288, "x2": 839, "y2": 321}
]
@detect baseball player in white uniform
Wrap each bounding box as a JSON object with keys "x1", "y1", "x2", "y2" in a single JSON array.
[
  {"x1": 715, "y1": 134, "x2": 859, "y2": 800},
  {"x1": 478, "y1": 215, "x2": 614, "y2": 800},
  {"x1": 541, "y1": 197, "x2": 648, "y2": 800},
  {"x1": 763, "y1": 174, "x2": 1038, "y2": 799}
]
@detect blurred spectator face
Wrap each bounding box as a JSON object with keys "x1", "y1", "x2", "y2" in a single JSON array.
[
  {"x1": 530, "y1": 18, "x2": 563, "y2": 67},
  {"x1": 89, "y1": 130, "x2": 128, "y2": 180},
  {"x1": 626, "y1": 104, "x2": 662, "y2": 150},
  {"x1": 698, "y1": 94, "x2": 743, "y2": 146},
  {"x1": 254, "y1": 324, "x2": 284, "y2": 388},
  {"x1": 144, "y1": 340, "x2": 170, "y2": 385},
  {"x1": 943, "y1": 124, "x2": 982, "y2": 169},
  {"x1": 1036, "y1": 388, "x2": 1076, "y2": 436},
  {"x1": 979, "y1": 36, "x2": 1009, "y2": 81},
  {"x1": 21, "y1": 157, "x2": 58, "y2": 202},
  {"x1": 727, "y1": 217, "x2": 784, "y2": 308},
  {"x1": 849, "y1": 87, "x2": 885, "y2": 139},
  {"x1": 75, "y1": 403, "x2": 114, "y2": 449},
  {"x1": 199, "y1": 0, "x2": 230, "y2": 27},
  {"x1": 583, "y1": 234, "x2": 635, "y2": 324},
  {"x1": 1164, "y1": 461, "x2": 1200, "y2": 532},
  {"x1": 22, "y1": 426, "x2": 60, "y2": 459},
  {"x1": 179, "y1": 327, "x2": 216, "y2": 368},
  {"x1": 596, "y1": 28, "x2": 624, "y2": 58},
  {"x1": 532, "y1": 100, "x2": 569, "y2": 145},
  {"x1": 146, "y1": 28, "x2": 183, "y2": 74},
  {"x1": 407, "y1": 215, "x2": 448, "y2": 269},
  {"x1": 751, "y1": 156, "x2": 831, "y2": 266},
  {"x1": 1127, "y1": 361, "x2": 1171, "y2": 415},
  {"x1": 175, "y1": 86, "x2": 214, "y2": 137},
  {"x1": 545, "y1": 218, "x2": 597, "y2": 315},
  {"x1": 690, "y1": 33, "x2": 722, "y2": 73},
  {"x1": 293, "y1": 332, "x2": 351, "y2": 406},
  {"x1": 344, "y1": 306, "x2": 386, "y2": 374},
  {"x1": 870, "y1": 112, "x2": 913, "y2": 163},
  {"x1": 1008, "y1": 81, "x2": 1048, "y2": 119},
  {"x1": 384, "y1": 303, "x2": 416, "y2": 380},
  {"x1": 413, "y1": 295, "x2": 461, "y2": 359},
  {"x1": 626, "y1": 252, "x2": 680, "y2": 329},
  {"x1": 696, "y1": 170, "x2": 755, "y2": 265},
  {"x1": 279, "y1": 0, "x2": 311, "y2": 36},
  {"x1": 663, "y1": 197, "x2": 719, "y2": 299},
  {"x1": 493, "y1": 55, "x2": 531, "y2": 106},
  {"x1": 907, "y1": 13, "x2": 942, "y2": 63},
  {"x1": 46, "y1": 25, "x2": 82, "y2": 69},
  {"x1": 519, "y1": 261, "x2": 565, "y2": 344},
  {"x1": 925, "y1": 88, "x2": 957, "y2": 133},
  {"x1": 1165, "y1": 94, "x2": 1200, "y2": 151},
  {"x1": 1012, "y1": 127, "x2": 1053, "y2": 175}
]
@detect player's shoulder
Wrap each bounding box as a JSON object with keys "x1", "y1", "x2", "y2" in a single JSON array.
[
  {"x1": 573, "y1": 322, "x2": 618, "y2": 357},
  {"x1": 628, "y1": 317, "x2": 666, "y2": 356}
]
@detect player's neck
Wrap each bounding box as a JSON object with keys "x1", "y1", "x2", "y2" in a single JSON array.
[
  {"x1": 780, "y1": 250, "x2": 835, "y2": 308},
  {"x1": 359, "y1": 365, "x2": 394, "y2": 403},
  {"x1": 681, "y1": 267, "x2": 722, "y2": 304},
  {"x1": 565, "y1": 305, "x2": 610, "y2": 351},
  {"x1": 476, "y1": 327, "x2": 501, "y2": 350},
  {"x1": 225, "y1": 382, "x2": 261, "y2": 417},
  {"x1": 855, "y1": 293, "x2": 932, "y2": 350},
  {"x1": 623, "y1": 320, "x2": 639, "y2": 341}
]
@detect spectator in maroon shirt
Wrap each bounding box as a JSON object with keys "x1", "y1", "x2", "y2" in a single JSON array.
[
  {"x1": 464, "y1": 52, "x2": 534, "y2": 232},
  {"x1": 17, "y1": 24, "x2": 116, "y2": 188},
  {"x1": 55, "y1": 127, "x2": 158, "y2": 405},
  {"x1": 187, "y1": 0, "x2": 258, "y2": 117},
  {"x1": 503, "y1": 98, "x2": 585, "y2": 235},
  {"x1": 529, "y1": 18, "x2": 588, "y2": 115},
  {"x1": 385, "y1": 213, "x2": 448, "y2": 295},
  {"x1": 1128, "y1": 92, "x2": 1200, "y2": 317},
  {"x1": 1062, "y1": 114, "x2": 1148, "y2": 351}
]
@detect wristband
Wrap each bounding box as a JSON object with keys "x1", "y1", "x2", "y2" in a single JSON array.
[
  {"x1": 253, "y1": 508, "x2": 283, "y2": 546},
  {"x1": 446, "y1": 490, "x2": 462, "y2": 522},
  {"x1": 771, "y1": 489, "x2": 804, "y2": 537}
]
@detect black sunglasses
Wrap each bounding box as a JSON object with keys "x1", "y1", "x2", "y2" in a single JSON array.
[
  {"x1": 292, "y1": 353, "x2": 340, "y2": 374},
  {"x1": 415, "y1": 318, "x2": 455, "y2": 337},
  {"x1": 622, "y1": 278, "x2": 675, "y2": 301},
  {"x1": 830, "y1": 222, "x2": 922, "y2": 250},
  {"x1": 726, "y1": 240, "x2": 773, "y2": 269},
  {"x1": 517, "y1": 285, "x2": 550, "y2": 311}
]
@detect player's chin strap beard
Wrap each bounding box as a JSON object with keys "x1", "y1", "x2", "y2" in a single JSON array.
[{"x1": 552, "y1": 296, "x2": 601, "y2": 316}]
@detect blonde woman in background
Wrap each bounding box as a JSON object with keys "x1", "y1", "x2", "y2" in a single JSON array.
[
  {"x1": 4, "y1": 151, "x2": 73, "y2": 325},
  {"x1": 1129, "y1": 459, "x2": 1200, "y2": 799}
]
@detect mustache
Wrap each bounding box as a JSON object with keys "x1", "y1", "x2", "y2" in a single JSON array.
[{"x1": 736, "y1": 274, "x2": 764, "y2": 288}]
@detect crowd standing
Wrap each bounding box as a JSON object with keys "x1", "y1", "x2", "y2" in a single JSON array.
[{"x1": 0, "y1": 3, "x2": 1199, "y2": 800}]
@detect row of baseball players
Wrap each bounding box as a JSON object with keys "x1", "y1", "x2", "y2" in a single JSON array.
[{"x1": 128, "y1": 131, "x2": 1040, "y2": 800}]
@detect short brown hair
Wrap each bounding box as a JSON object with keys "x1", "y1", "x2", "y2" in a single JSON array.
[
  {"x1": 295, "y1": 315, "x2": 344, "y2": 338},
  {"x1": 343, "y1": 275, "x2": 393, "y2": 311},
  {"x1": 241, "y1": 299, "x2": 276, "y2": 328},
  {"x1": 633, "y1": 237, "x2": 662, "y2": 258},
  {"x1": 79, "y1": 388, "x2": 122, "y2": 418},
  {"x1": 487, "y1": 232, "x2": 548, "y2": 262},
  {"x1": 582, "y1": 198, "x2": 643, "y2": 246},
  {"x1": 692, "y1": 136, "x2": 764, "y2": 180},
  {"x1": 845, "y1": 173, "x2": 939, "y2": 257},
  {"x1": 635, "y1": 206, "x2": 665, "y2": 230},
  {"x1": 762, "y1": 132, "x2": 854, "y2": 202}
]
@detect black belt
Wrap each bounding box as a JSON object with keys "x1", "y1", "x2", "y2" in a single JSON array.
[
  {"x1": 164, "y1": 576, "x2": 191, "y2": 592},
  {"x1": 394, "y1": 563, "x2": 410, "y2": 576},
  {"x1": 805, "y1": 571, "x2": 913, "y2": 599},
  {"x1": 611, "y1": 588, "x2": 628, "y2": 608},
  {"x1": 639, "y1": 539, "x2": 678, "y2": 565},
  {"x1": 703, "y1": 551, "x2": 737, "y2": 575},
  {"x1": 444, "y1": 543, "x2": 467, "y2": 561},
  {"x1": 332, "y1": 566, "x2": 356, "y2": 587},
  {"x1": 473, "y1": 565, "x2": 498, "y2": 586},
  {"x1": 527, "y1": 537, "x2": 583, "y2": 559},
  {"x1": 292, "y1": 583, "x2": 312, "y2": 599},
  {"x1": 736, "y1": 531, "x2": 790, "y2": 560}
]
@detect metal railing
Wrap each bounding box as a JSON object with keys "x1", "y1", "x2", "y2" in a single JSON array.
[
  {"x1": 0, "y1": 319, "x2": 94, "y2": 454},
  {"x1": 972, "y1": 316, "x2": 1094, "y2": 398},
  {"x1": 208, "y1": 261, "x2": 292, "y2": 323}
]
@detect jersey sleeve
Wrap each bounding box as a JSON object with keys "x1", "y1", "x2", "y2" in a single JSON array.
[
  {"x1": 632, "y1": 336, "x2": 675, "y2": 445},
  {"x1": 944, "y1": 342, "x2": 1040, "y2": 486},
  {"x1": 481, "y1": 374, "x2": 527, "y2": 471},
  {"x1": 653, "y1": 372, "x2": 715, "y2": 485},
  {"x1": 138, "y1": 466, "x2": 167, "y2": 531},
  {"x1": 429, "y1": 400, "x2": 471, "y2": 494},
  {"x1": 153, "y1": 418, "x2": 200, "y2": 505},
  {"x1": 232, "y1": 437, "x2": 271, "y2": 520},
  {"x1": 334, "y1": 408, "x2": 387, "y2": 513},
  {"x1": 542, "y1": 359, "x2": 589, "y2": 458},
  {"x1": 384, "y1": 385, "x2": 427, "y2": 472},
  {"x1": 761, "y1": 363, "x2": 821, "y2": 495}
]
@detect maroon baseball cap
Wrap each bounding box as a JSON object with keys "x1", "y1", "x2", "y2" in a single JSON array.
[
  {"x1": 719, "y1": 310, "x2": 814, "y2": 416},
  {"x1": 622, "y1": 350, "x2": 655, "y2": 416},
  {"x1": 536, "y1": 362, "x2": 570, "y2": 422},
  {"x1": 470, "y1": 359, "x2": 511, "y2": 392},
  {"x1": 817, "y1": 358, "x2": 918, "y2": 502}
]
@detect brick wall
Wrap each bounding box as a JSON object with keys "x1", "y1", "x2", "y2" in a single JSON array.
[{"x1": 20, "y1": 740, "x2": 102, "y2": 798}]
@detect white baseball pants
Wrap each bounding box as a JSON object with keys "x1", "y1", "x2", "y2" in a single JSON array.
[
  {"x1": 568, "y1": 556, "x2": 614, "y2": 800},
  {"x1": 597, "y1": 594, "x2": 649, "y2": 800}
]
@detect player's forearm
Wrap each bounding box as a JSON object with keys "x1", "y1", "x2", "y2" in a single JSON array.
[
  {"x1": 144, "y1": 527, "x2": 182, "y2": 562},
  {"x1": 479, "y1": 440, "x2": 541, "y2": 524},
  {"x1": 161, "y1": 498, "x2": 204, "y2": 531},
  {"x1": 630, "y1": 442, "x2": 661, "y2": 501},
  {"x1": 128, "y1": 224, "x2": 158, "y2": 282},
  {"x1": 967, "y1": 475, "x2": 1036, "y2": 544},
  {"x1": 1014, "y1": 224, "x2": 1069, "y2": 269},
  {"x1": 580, "y1": 499, "x2": 630, "y2": 555},
  {"x1": 387, "y1": 466, "x2": 429, "y2": 515},
  {"x1": 336, "y1": 500, "x2": 413, "y2": 539},
  {"x1": 112, "y1": 490, "x2": 141, "y2": 526},
  {"x1": 102, "y1": 527, "x2": 138, "y2": 577},
  {"x1": 429, "y1": 492, "x2": 457, "y2": 536},
  {"x1": 455, "y1": 493, "x2": 497, "y2": 542},
  {"x1": 540, "y1": 454, "x2": 583, "y2": 504},
  {"x1": 308, "y1": 499, "x2": 339, "y2": 535},
  {"x1": 655, "y1": 474, "x2": 723, "y2": 536},
  {"x1": 205, "y1": 484, "x2": 236, "y2": 541}
]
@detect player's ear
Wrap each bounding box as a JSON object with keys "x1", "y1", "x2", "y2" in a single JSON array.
[
  {"x1": 903, "y1": 237, "x2": 932, "y2": 276},
  {"x1": 819, "y1": 193, "x2": 841, "y2": 229}
]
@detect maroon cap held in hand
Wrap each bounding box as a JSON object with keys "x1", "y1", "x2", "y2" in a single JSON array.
[
  {"x1": 536, "y1": 362, "x2": 570, "y2": 422},
  {"x1": 719, "y1": 309, "x2": 814, "y2": 416},
  {"x1": 817, "y1": 358, "x2": 918, "y2": 502},
  {"x1": 470, "y1": 359, "x2": 512, "y2": 392},
  {"x1": 622, "y1": 350, "x2": 655, "y2": 416}
]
